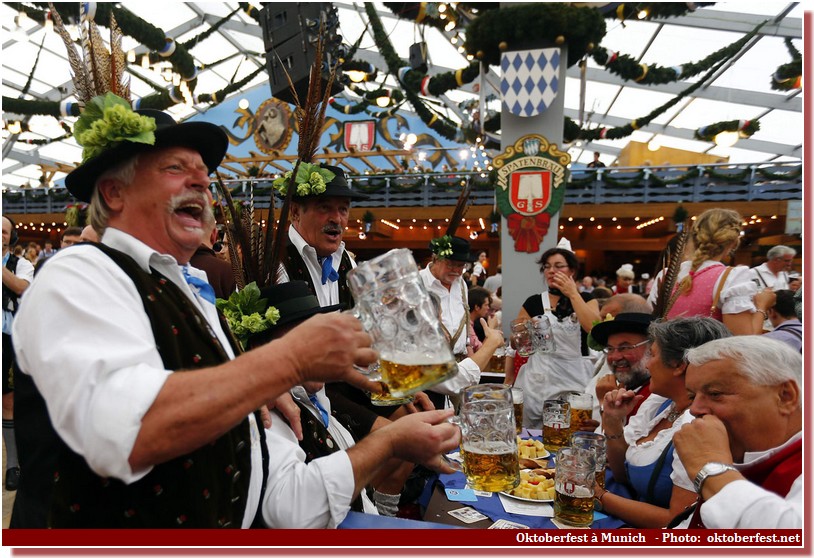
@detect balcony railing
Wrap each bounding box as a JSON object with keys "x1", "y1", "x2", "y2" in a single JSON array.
[{"x1": 1, "y1": 162, "x2": 801, "y2": 215}]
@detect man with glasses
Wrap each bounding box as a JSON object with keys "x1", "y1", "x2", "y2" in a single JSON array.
[
  {"x1": 749, "y1": 245, "x2": 796, "y2": 291},
  {"x1": 587, "y1": 313, "x2": 655, "y2": 430}
]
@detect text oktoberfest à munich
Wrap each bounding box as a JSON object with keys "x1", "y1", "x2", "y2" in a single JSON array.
[{"x1": 514, "y1": 531, "x2": 802, "y2": 545}]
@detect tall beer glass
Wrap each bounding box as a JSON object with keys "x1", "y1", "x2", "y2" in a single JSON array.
[
  {"x1": 348, "y1": 249, "x2": 457, "y2": 397},
  {"x1": 568, "y1": 393, "x2": 594, "y2": 431},
  {"x1": 543, "y1": 399, "x2": 571, "y2": 452},
  {"x1": 571, "y1": 431, "x2": 607, "y2": 490},
  {"x1": 554, "y1": 447, "x2": 595, "y2": 527}
]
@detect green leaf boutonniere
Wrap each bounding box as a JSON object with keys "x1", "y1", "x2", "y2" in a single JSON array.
[
  {"x1": 74, "y1": 93, "x2": 157, "y2": 162},
  {"x1": 430, "y1": 235, "x2": 454, "y2": 259},
  {"x1": 272, "y1": 162, "x2": 335, "y2": 197},
  {"x1": 215, "y1": 282, "x2": 280, "y2": 349}
]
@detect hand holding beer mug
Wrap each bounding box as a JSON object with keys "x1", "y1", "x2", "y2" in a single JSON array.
[
  {"x1": 348, "y1": 249, "x2": 457, "y2": 398},
  {"x1": 543, "y1": 399, "x2": 571, "y2": 452},
  {"x1": 571, "y1": 431, "x2": 607, "y2": 490},
  {"x1": 530, "y1": 315, "x2": 556, "y2": 353},
  {"x1": 449, "y1": 384, "x2": 520, "y2": 492},
  {"x1": 554, "y1": 447, "x2": 596, "y2": 527},
  {"x1": 365, "y1": 362, "x2": 415, "y2": 406}
]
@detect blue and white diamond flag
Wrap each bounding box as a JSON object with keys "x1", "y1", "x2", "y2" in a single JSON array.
[{"x1": 501, "y1": 48, "x2": 560, "y2": 118}]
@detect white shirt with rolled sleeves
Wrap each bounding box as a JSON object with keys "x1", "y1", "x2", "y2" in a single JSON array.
[
  {"x1": 262, "y1": 386, "x2": 377, "y2": 528},
  {"x1": 676, "y1": 432, "x2": 802, "y2": 528},
  {"x1": 276, "y1": 225, "x2": 354, "y2": 307},
  {"x1": 11, "y1": 228, "x2": 263, "y2": 528}
]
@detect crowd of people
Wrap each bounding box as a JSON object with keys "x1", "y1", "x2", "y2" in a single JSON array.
[{"x1": 1, "y1": 103, "x2": 803, "y2": 532}]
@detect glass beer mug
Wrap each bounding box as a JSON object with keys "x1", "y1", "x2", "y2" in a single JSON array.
[
  {"x1": 451, "y1": 384, "x2": 520, "y2": 492},
  {"x1": 347, "y1": 248, "x2": 457, "y2": 398},
  {"x1": 554, "y1": 447, "x2": 596, "y2": 527}
]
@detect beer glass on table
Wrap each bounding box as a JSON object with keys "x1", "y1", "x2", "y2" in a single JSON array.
[
  {"x1": 451, "y1": 384, "x2": 520, "y2": 492},
  {"x1": 567, "y1": 393, "x2": 594, "y2": 431},
  {"x1": 510, "y1": 387, "x2": 524, "y2": 435},
  {"x1": 543, "y1": 399, "x2": 571, "y2": 452},
  {"x1": 554, "y1": 447, "x2": 596, "y2": 527},
  {"x1": 571, "y1": 431, "x2": 607, "y2": 490},
  {"x1": 348, "y1": 249, "x2": 457, "y2": 398}
]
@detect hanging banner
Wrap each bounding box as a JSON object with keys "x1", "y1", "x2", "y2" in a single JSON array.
[
  {"x1": 501, "y1": 48, "x2": 560, "y2": 117},
  {"x1": 344, "y1": 120, "x2": 376, "y2": 151},
  {"x1": 494, "y1": 135, "x2": 570, "y2": 253}
]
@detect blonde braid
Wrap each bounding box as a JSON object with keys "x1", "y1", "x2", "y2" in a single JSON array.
[{"x1": 676, "y1": 208, "x2": 742, "y2": 295}]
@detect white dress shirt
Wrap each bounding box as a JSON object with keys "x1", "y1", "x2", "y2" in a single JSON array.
[
  {"x1": 419, "y1": 264, "x2": 469, "y2": 356},
  {"x1": 277, "y1": 226, "x2": 353, "y2": 307},
  {"x1": 12, "y1": 228, "x2": 262, "y2": 528},
  {"x1": 262, "y1": 386, "x2": 377, "y2": 528},
  {"x1": 749, "y1": 262, "x2": 789, "y2": 291}
]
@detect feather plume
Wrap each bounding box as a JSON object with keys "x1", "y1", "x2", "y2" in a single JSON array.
[
  {"x1": 108, "y1": 13, "x2": 130, "y2": 101},
  {"x1": 445, "y1": 179, "x2": 473, "y2": 237},
  {"x1": 264, "y1": 17, "x2": 339, "y2": 285},
  {"x1": 49, "y1": 3, "x2": 93, "y2": 104},
  {"x1": 652, "y1": 227, "x2": 690, "y2": 318},
  {"x1": 88, "y1": 21, "x2": 112, "y2": 96}
]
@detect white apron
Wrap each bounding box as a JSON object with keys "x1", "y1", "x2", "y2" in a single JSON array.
[{"x1": 515, "y1": 292, "x2": 594, "y2": 429}]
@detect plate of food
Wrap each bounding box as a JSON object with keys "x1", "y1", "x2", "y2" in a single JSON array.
[
  {"x1": 517, "y1": 437, "x2": 550, "y2": 468},
  {"x1": 501, "y1": 468, "x2": 556, "y2": 503}
]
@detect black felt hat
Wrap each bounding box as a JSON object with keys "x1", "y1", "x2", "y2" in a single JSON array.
[
  {"x1": 590, "y1": 312, "x2": 655, "y2": 346},
  {"x1": 65, "y1": 109, "x2": 228, "y2": 202},
  {"x1": 429, "y1": 235, "x2": 478, "y2": 263},
  {"x1": 248, "y1": 281, "x2": 343, "y2": 347},
  {"x1": 294, "y1": 164, "x2": 369, "y2": 201}
]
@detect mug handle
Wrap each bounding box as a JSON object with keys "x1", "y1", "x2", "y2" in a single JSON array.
[{"x1": 441, "y1": 415, "x2": 464, "y2": 472}]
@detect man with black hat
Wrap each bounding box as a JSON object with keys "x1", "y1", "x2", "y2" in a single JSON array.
[
  {"x1": 244, "y1": 281, "x2": 458, "y2": 528},
  {"x1": 419, "y1": 235, "x2": 482, "y2": 409},
  {"x1": 589, "y1": 312, "x2": 655, "y2": 427},
  {"x1": 11, "y1": 98, "x2": 378, "y2": 528},
  {"x1": 277, "y1": 164, "x2": 367, "y2": 309}
]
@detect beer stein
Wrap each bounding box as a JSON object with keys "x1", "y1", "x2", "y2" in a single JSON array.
[
  {"x1": 542, "y1": 399, "x2": 571, "y2": 452},
  {"x1": 453, "y1": 389, "x2": 520, "y2": 492},
  {"x1": 554, "y1": 447, "x2": 596, "y2": 527},
  {"x1": 348, "y1": 248, "x2": 457, "y2": 398},
  {"x1": 567, "y1": 393, "x2": 594, "y2": 431},
  {"x1": 570, "y1": 431, "x2": 607, "y2": 490},
  {"x1": 530, "y1": 315, "x2": 556, "y2": 353},
  {"x1": 510, "y1": 319, "x2": 535, "y2": 357}
]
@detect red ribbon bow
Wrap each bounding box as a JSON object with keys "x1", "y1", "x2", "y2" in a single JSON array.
[{"x1": 507, "y1": 213, "x2": 551, "y2": 253}]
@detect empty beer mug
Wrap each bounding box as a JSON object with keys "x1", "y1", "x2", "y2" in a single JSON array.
[
  {"x1": 530, "y1": 315, "x2": 556, "y2": 353},
  {"x1": 348, "y1": 248, "x2": 457, "y2": 398},
  {"x1": 510, "y1": 319, "x2": 535, "y2": 357},
  {"x1": 453, "y1": 388, "x2": 520, "y2": 492},
  {"x1": 570, "y1": 431, "x2": 607, "y2": 490},
  {"x1": 554, "y1": 447, "x2": 596, "y2": 527}
]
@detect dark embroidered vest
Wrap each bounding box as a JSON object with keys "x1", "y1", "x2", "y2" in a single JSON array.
[
  {"x1": 292, "y1": 399, "x2": 363, "y2": 512},
  {"x1": 49, "y1": 244, "x2": 255, "y2": 528},
  {"x1": 284, "y1": 244, "x2": 355, "y2": 308}
]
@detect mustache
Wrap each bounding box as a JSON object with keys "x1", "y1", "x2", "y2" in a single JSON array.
[
  {"x1": 169, "y1": 193, "x2": 215, "y2": 226},
  {"x1": 322, "y1": 224, "x2": 343, "y2": 234}
]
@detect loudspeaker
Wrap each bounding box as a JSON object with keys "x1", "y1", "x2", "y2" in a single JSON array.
[
  {"x1": 260, "y1": 3, "x2": 343, "y2": 105},
  {"x1": 409, "y1": 42, "x2": 428, "y2": 72}
]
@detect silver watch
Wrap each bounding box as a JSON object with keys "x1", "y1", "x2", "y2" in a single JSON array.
[{"x1": 693, "y1": 462, "x2": 737, "y2": 493}]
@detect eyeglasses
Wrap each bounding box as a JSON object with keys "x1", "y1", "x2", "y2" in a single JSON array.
[
  {"x1": 543, "y1": 263, "x2": 570, "y2": 271},
  {"x1": 602, "y1": 339, "x2": 650, "y2": 355}
]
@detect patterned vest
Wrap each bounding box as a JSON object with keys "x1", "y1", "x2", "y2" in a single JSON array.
[
  {"x1": 49, "y1": 244, "x2": 256, "y2": 528},
  {"x1": 284, "y1": 244, "x2": 355, "y2": 308}
]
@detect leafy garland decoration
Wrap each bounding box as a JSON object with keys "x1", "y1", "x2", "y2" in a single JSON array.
[
  {"x1": 771, "y1": 38, "x2": 802, "y2": 91},
  {"x1": 695, "y1": 119, "x2": 760, "y2": 142},
  {"x1": 591, "y1": 20, "x2": 767, "y2": 85}
]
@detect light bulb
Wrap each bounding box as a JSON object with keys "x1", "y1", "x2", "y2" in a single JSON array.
[
  {"x1": 345, "y1": 70, "x2": 366, "y2": 83},
  {"x1": 714, "y1": 131, "x2": 739, "y2": 148},
  {"x1": 375, "y1": 94, "x2": 390, "y2": 108},
  {"x1": 238, "y1": 98, "x2": 250, "y2": 110}
]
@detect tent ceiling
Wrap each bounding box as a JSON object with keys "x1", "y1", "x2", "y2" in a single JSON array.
[{"x1": 0, "y1": 2, "x2": 804, "y2": 191}]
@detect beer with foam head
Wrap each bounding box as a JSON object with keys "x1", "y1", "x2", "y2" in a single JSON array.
[
  {"x1": 543, "y1": 399, "x2": 571, "y2": 451},
  {"x1": 568, "y1": 393, "x2": 594, "y2": 430}
]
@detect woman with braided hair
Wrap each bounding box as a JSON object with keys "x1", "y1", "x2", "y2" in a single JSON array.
[{"x1": 651, "y1": 208, "x2": 774, "y2": 335}]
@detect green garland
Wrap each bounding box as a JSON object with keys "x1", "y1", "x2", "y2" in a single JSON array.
[
  {"x1": 608, "y1": 3, "x2": 715, "y2": 22},
  {"x1": 771, "y1": 38, "x2": 802, "y2": 91},
  {"x1": 648, "y1": 168, "x2": 701, "y2": 187},
  {"x1": 591, "y1": 20, "x2": 766, "y2": 85},
  {"x1": 756, "y1": 165, "x2": 801, "y2": 180},
  {"x1": 705, "y1": 166, "x2": 750, "y2": 182},
  {"x1": 695, "y1": 120, "x2": 760, "y2": 142},
  {"x1": 399, "y1": 62, "x2": 481, "y2": 97},
  {"x1": 365, "y1": 3, "x2": 460, "y2": 140},
  {"x1": 600, "y1": 171, "x2": 645, "y2": 188},
  {"x1": 237, "y1": 3, "x2": 262, "y2": 23},
  {"x1": 463, "y1": 3, "x2": 606, "y2": 67}
]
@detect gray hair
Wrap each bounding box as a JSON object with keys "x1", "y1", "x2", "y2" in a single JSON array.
[
  {"x1": 601, "y1": 293, "x2": 652, "y2": 314},
  {"x1": 648, "y1": 317, "x2": 731, "y2": 368},
  {"x1": 87, "y1": 155, "x2": 140, "y2": 234},
  {"x1": 767, "y1": 245, "x2": 796, "y2": 260},
  {"x1": 685, "y1": 336, "x2": 802, "y2": 389}
]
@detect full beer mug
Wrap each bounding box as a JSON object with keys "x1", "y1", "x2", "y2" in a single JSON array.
[
  {"x1": 570, "y1": 431, "x2": 607, "y2": 490},
  {"x1": 453, "y1": 386, "x2": 520, "y2": 492},
  {"x1": 554, "y1": 447, "x2": 596, "y2": 527},
  {"x1": 348, "y1": 248, "x2": 457, "y2": 398},
  {"x1": 567, "y1": 393, "x2": 594, "y2": 431},
  {"x1": 543, "y1": 399, "x2": 571, "y2": 452},
  {"x1": 365, "y1": 362, "x2": 415, "y2": 406}
]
